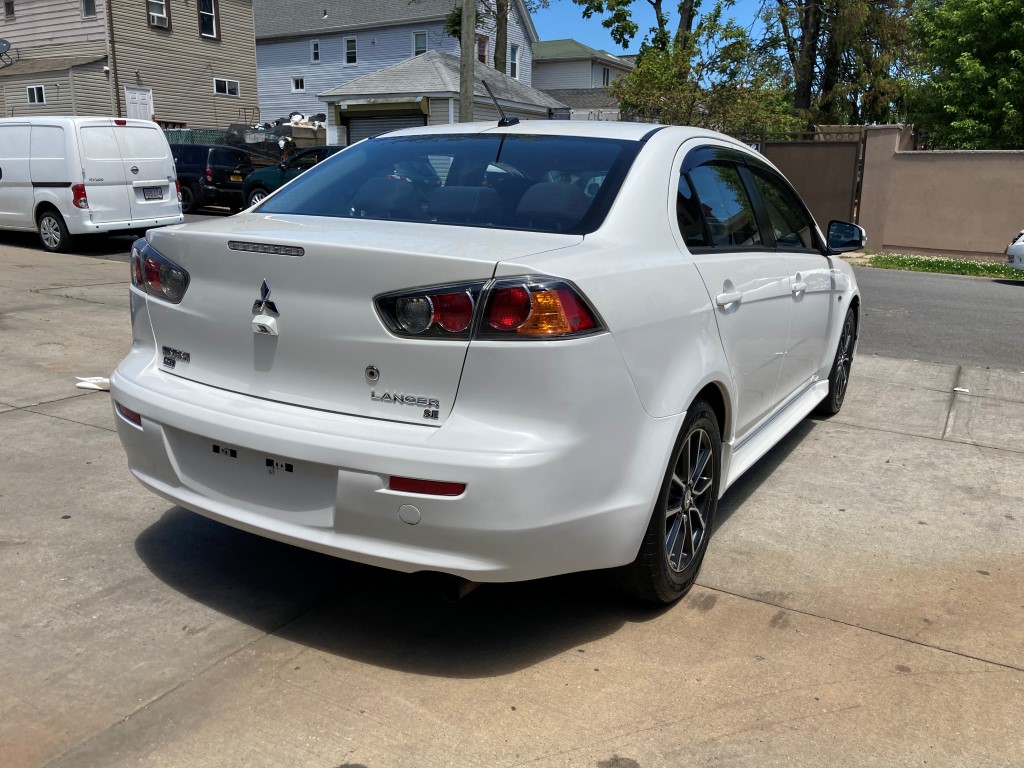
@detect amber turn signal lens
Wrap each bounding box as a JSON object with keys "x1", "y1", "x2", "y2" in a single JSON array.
[{"x1": 516, "y1": 289, "x2": 597, "y2": 335}]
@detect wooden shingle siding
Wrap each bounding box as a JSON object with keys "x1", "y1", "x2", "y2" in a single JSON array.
[
  {"x1": 71, "y1": 62, "x2": 114, "y2": 114},
  {"x1": 109, "y1": 0, "x2": 258, "y2": 126},
  {"x1": 256, "y1": 22, "x2": 458, "y2": 122},
  {"x1": 0, "y1": 0, "x2": 107, "y2": 51}
]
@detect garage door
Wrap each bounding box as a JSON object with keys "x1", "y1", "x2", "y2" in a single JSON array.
[{"x1": 347, "y1": 116, "x2": 426, "y2": 144}]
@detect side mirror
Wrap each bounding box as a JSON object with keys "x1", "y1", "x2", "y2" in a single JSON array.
[{"x1": 827, "y1": 220, "x2": 867, "y2": 253}]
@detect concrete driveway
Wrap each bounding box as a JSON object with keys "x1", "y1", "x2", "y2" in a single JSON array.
[{"x1": 1, "y1": 245, "x2": 1021, "y2": 767}]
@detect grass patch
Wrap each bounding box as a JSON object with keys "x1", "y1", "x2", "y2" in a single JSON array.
[{"x1": 868, "y1": 252, "x2": 1024, "y2": 280}]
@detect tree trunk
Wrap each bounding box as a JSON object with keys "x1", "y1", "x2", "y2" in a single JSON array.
[
  {"x1": 459, "y1": 0, "x2": 476, "y2": 122},
  {"x1": 792, "y1": 0, "x2": 822, "y2": 113},
  {"x1": 494, "y1": 0, "x2": 508, "y2": 74},
  {"x1": 676, "y1": 0, "x2": 698, "y2": 46}
]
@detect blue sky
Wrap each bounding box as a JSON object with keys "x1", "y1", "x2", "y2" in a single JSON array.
[{"x1": 532, "y1": 0, "x2": 764, "y2": 56}]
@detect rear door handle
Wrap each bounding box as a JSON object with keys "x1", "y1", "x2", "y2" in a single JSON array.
[
  {"x1": 791, "y1": 281, "x2": 807, "y2": 294},
  {"x1": 716, "y1": 290, "x2": 743, "y2": 307}
]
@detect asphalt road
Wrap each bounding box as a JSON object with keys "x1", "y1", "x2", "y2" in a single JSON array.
[{"x1": 854, "y1": 266, "x2": 1024, "y2": 371}]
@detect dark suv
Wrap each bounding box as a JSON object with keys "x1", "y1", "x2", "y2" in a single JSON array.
[{"x1": 170, "y1": 144, "x2": 255, "y2": 214}]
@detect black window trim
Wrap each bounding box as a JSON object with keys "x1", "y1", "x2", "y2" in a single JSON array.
[{"x1": 679, "y1": 143, "x2": 826, "y2": 256}]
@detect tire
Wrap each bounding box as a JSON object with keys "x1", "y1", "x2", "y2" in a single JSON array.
[
  {"x1": 616, "y1": 398, "x2": 721, "y2": 604},
  {"x1": 180, "y1": 185, "x2": 196, "y2": 214},
  {"x1": 247, "y1": 187, "x2": 269, "y2": 208},
  {"x1": 816, "y1": 307, "x2": 856, "y2": 416},
  {"x1": 38, "y1": 209, "x2": 73, "y2": 253}
]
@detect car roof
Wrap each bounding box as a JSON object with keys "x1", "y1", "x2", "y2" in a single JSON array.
[{"x1": 378, "y1": 120, "x2": 741, "y2": 146}]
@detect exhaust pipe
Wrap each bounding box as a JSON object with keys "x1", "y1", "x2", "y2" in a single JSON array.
[{"x1": 441, "y1": 578, "x2": 480, "y2": 602}]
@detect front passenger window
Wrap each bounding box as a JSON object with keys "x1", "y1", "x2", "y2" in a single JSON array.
[
  {"x1": 687, "y1": 163, "x2": 761, "y2": 248},
  {"x1": 749, "y1": 168, "x2": 816, "y2": 250}
]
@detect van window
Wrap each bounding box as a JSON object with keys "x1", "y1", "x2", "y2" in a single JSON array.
[
  {"x1": 116, "y1": 126, "x2": 169, "y2": 159},
  {"x1": 80, "y1": 126, "x2": 121, "y2": 160}
]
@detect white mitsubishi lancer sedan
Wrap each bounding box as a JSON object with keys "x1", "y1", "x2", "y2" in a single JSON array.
[{"x1": 111, "y1": 121, "x2": 863, "y2": 603}]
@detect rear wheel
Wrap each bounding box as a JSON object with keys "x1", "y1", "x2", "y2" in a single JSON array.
[
  {"x1": 180, "y1": 186, "x2": 196, "y2": 214},
  {"x1": 816, "y1": 307, "x2": 856, "y2": 416},
  {"x1": 617, "y1": 398, "x2": 721, "y2": 604},
  {"x1": 38, "y1": 209, "x2": 72, "y2": 253},
  {"x1": 247, "y1": 187, "x2": 269, "y2": 207}
]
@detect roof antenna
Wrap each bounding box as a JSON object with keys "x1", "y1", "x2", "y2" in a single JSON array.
[{"x1": 481, "y1": 80, "x2": 519, "y2": 127}]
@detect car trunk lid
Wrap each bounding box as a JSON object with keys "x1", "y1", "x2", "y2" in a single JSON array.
[{"x1": 143, "y1": 214, "x2": 580, "y2": 425}]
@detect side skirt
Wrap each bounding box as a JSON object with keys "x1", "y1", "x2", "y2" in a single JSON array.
[{"x1": 720, "y1": 378, "x2": 829, "y2": 495}]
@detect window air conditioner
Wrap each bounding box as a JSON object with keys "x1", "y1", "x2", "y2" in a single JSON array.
[{"x1": 149, "y1": 13, "x2": 169, "y2": 28}]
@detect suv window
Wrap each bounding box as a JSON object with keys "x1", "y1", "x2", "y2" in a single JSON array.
[
  {"x1": 686, "y1": 162, "x2": 762, "y2": 248},
  {"x1": 173, "y1": 145, "x2": 203, "y2": 165},
  {"x1": 258, "y1": 134, "x2": 642, "y2": 235},
  {"x1": 210, "y1": 148, "x2": 245, "y2": 167},
  {"x1": 748, "y1": 167, "x2": 817, "y2": 250}
]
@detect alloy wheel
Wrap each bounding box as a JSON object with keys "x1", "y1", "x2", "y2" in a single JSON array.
[
  {"x1": 40, "y1": 215, "x2": 61, "y2": 250},
  {"x1": 665, "y1": 427, "x2": 714, "y2": 573},
  {"x1": 834, "y1": 315, "x2": 855, "y2": 404}
]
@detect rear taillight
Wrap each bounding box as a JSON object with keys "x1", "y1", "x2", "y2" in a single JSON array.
[
  {"x1": 205, "y1": 168, "x2": 213, "y2": 183},
  {"x1": 72, "y1": 183, "x2": 89, "y2": 209},
  {"x1": 175, "y1": 178, "x2": 181, "y2": 202},
  {"x1": 375, "y1": 276, "x2": 603, "y2": 341},
  {"x1": 130, "y1": 238, "x2": 190, "y2": 304}
]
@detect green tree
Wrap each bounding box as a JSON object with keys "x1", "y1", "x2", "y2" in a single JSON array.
[
  {"x1": 571, "y1": 0, "x2": 699, "y2": 50},
  {"x1": 611, "y1": 0, "x2": 802, "y2": 132},
  {"x1": 767, "y1": 0, "x2": 915, "y2": 124},
  {"x1": 910, "y1": 0, "x2": 1024, "y2": 148}
]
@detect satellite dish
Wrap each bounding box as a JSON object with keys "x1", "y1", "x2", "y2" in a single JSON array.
[{"x1": 0, "y1": 39, "x2": 13, "y2": 70}]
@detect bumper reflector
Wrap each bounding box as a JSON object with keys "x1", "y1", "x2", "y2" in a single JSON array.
[
  {"x1": 389, "y1": 476, "x2": 466, "y2": 496},
  {"x1": 115, "y1": 401, "x2": 143, "y2": 426}
]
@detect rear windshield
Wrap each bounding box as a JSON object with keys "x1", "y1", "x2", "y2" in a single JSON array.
[{"x1": 257, "y1": 133, "x2": 642, "y2": 235}]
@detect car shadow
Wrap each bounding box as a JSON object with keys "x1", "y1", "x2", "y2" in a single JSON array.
[
  {"x1": 993, "y1": 278, "x2": 1024, "y2": 287},
  {"x1": 712, "y1": 419, "x2": 816, "y2": 532},
  {"x1": 135, "y1": 507, "x2": 667, "y2": 678}
]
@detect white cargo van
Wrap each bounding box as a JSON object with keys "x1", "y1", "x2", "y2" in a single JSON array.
[{"x1": 0, "y1": 116, "x2": 183, "y2": 252}]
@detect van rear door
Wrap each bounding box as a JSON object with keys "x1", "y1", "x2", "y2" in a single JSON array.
[
  {"x1": 77, "y1": 122, "x2": 132, "y2": 224},
  {"x1": 112, "y1": 122, "x2": 179, "y2": 221}
]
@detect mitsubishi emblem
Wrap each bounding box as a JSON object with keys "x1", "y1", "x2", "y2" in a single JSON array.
[{"x1": 252, "y1": 280, "x2": 279, "y2": 315}]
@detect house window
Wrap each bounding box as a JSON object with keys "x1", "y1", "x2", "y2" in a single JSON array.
[
  {"x1": 81, "y1": 0, "x2": 96, "y2": 18},
  {"x1": 510, "y1": 44, "x2": 519, "y2": 79},
  {"x1": 213, "y1": 77, "x2": 240, "y2": 97},
  {"x1": 4, "y1": 0, "x2": 15, "y2": 18},
  {"x1": 147, "y1": 0, "x2": 170, "y2": 29},
  {"x1": 344, "y1": 37, "x2": 357, "y2": 64},
  {"x1": 199, "y1": 0, "x2": 218, "y2": 38},
  {"x1": 310, "y1": 40, "x2": 321, "y2": 63},
  {"x1": 27, "y1": 85, "x2": 45, "y2": 104},
  {"x1": 476, "y1": 35, "x2": 488, "y2": 65},
  {"x1": 292, "y1": 77, "x2": 305, "y2": 92},
  {"x1": 413, "y1": 30, "x2": 427, "y2": 56},
  {"x1": 602, "y1": 67, "x2": 610, "y2": 86}
]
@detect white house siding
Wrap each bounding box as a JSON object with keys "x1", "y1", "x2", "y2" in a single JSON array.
[
  {"x1": 71, "y1": 61, "x2": 115, "y2": 114},
  {"x1": 531, "y1": 60, "x2": 591, "y2": 90},
  {"x1": 108, "y1": 0, "x2": 259, "y2": 127},
  {"x1": 2, "y1": 72, "x2": 75, "y2": 117},
  {"x1": 0, "y1": 0, "x2": 107, "y2": 51},
  {"x1": 426, "y1": 98, "x2": 547, "y2": 125},
  {"x1": 257, "y1": 23, "x2": 458, "y2": 123},
  {"x1": 473, "y1": 4, "x2": 532, "y2": 85}
]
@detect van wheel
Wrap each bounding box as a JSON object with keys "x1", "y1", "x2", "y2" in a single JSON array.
[
  {"x1": 38, "y1": 210, "x2": 73, "y2": 253},
  {"x1": 180, "y1": 186, "x2": 196, "y2": 214}
]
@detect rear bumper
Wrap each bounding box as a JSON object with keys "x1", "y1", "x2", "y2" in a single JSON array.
[
  {"x1": 198, "y1": 185, "x2": 243, "y2": 209},
  {"x1": 66, "y1": 212, "x2": 185, "y2": 235},
  {"x1": 110, "y1": 337, "x2": 681, "y2": 582}
]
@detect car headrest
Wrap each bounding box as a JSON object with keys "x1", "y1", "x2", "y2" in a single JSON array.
[
  {"x1": 515, "y1": 183, "x2": 590, "y2": 231},
  {"x1": 351, "y1": 176, "x2": 418, "y2": 219},
  {"x1": 429, "y1": 186, "x2": 501, "y2": 224}
]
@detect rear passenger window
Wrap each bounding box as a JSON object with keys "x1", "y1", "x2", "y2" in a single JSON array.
[
  {"x1": 210, "y1": 149, "x2": 239, "y2": 167},
  {"x1": 687, "y1": 163, "x2": 762, "y2": 248},
  {"x1": 116, "y1": 127, "x2": 168, "y2": 159},
  {"x1": 748, "y1": 168, "x2": 817, "y2": 250}
]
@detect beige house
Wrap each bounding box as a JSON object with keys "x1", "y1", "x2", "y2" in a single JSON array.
[{"x1": 0, "y1": 0, "x2": 258, "y2": 128}]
